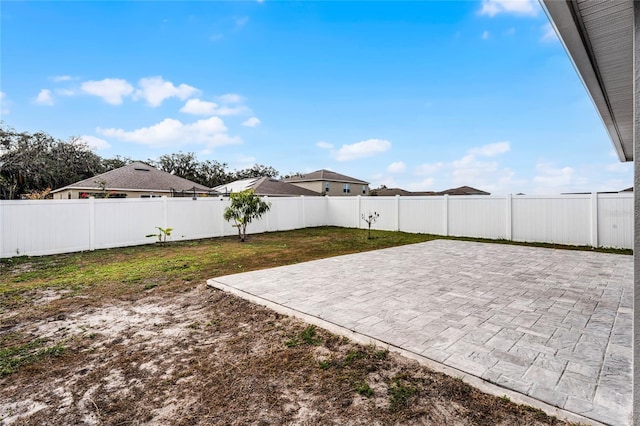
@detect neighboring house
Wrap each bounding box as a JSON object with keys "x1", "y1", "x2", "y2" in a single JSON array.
[
  {"x1": 438, "y1": 186, "x2": 490, "y2": 196},
  {"x1": 283, "y1": 169, "x2": 370, "y2": 196},
  {"x1": 371, "y1": 185, "x2": 489, "y2": 196},
  {"x1": 51, "y1": 162, "x2": 216, "y2": 199},
  {"x1": 213, "y1": 177, "x2": 320, "y2": 197}
]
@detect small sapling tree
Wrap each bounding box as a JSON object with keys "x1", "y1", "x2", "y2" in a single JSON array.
[
  {"x1": 223, "y1": 189, "x2": 271, "y2": 242},
  {"x1": 361, "y1": 211, "x2": 380, "y2": 239},
  {"x1": 146, "y1": 227, "x2": 173, "y2": 243}
]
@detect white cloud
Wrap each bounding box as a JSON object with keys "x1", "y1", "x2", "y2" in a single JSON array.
[
  {"x1": 80, "y1": 135, "x2": 111, "y2": 150},
  {"x1": 35, "y1": 89, "x2": 54, "y2": 106},
  {"x1": 180, "y1": 99, "x2": 218, "y2": 115},
  {"x1": 504, "y1": 27, "x2": 516, "y2": 36},
  {"x1": 533, "y1": 163, "x2": 576, "y2": 189},
  {"x1": 217, "y1": 93, "x2": 245, "y2": 104},
  {"x1": 242, "y1": 117, "x2": 261, "y2": 127},
  {"x1": 180, "y1": 98, "x2": 250, "y2": 116},
  {"x1": 214, "y1": 105, "x2": 251, "y2": 116},
  {"x1": 135, "y1": 76, "x2": 199, "y2": 107},
  {"x1": 335, "y1": 139, "x2": 391, "y2": 162},
  {"x1": 415, "y1": 162, "x2": 444, "y2": 176},
  {"x1": 210, "y1": 33, "x2": 224, "y2": 42},
  {"x1": 316, "y1": 141, "x2": 334, "y2": 149},
  {"x1": 235, "y1": 16, "x2": 249, "y2": 28},
  {"x1": 479, "y1": 0, "x2": 538, "y2": 17},
  {"x1": 0, "y1": 91, "x2": 9, "y2": 115},
  {"x1": 452, "y1": 154, "x2": 499, "y2": 184},
  {"x1": 413, "y1": 141, "x2": 515, "y2": 193},
  {"x1": 605, "y1": 161, "x2": 632, "y2": 173},
  {"x1": 469, "y1": 141, "x2": 510, "y2": 157},
  {"x1": 406, "y1": 178, "x2": 435, "y2": 192},
  {"x1": 56, "y1": 89, "x2": 76, "y2": 96},
  {"x1": 81, "y1": 78, "x2": 134, "y2": 105},
  {"x1": 482, "y1": 31, "x2": 490, "y2": 40},
  {"x1": 50, "y1": 75, "x2": 73, "y2": 82},
  {"x1": 98, "y1": 116, "x2": 241, "y2": 149},
  {"x1": 387, "y1": 161, "x2": 406, "y2": 174},
  {"x1": 541, "y1": 23, "x2": 559, "y2": 43}
]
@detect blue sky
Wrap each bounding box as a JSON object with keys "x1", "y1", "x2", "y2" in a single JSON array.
[{"x1": 0, "y1": 0, "x2": 632, "y2": 194}]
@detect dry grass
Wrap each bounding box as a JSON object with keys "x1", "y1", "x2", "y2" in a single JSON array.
[{"x1": 0, "y1": 227, "x2": 590, "y2": 424}]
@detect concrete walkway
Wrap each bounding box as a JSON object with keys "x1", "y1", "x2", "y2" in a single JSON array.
[{"x1": 207, "y1": 240, "x2": 632, "y2": 425}]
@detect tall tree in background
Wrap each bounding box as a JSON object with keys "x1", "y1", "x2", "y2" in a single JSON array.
[
  {"x1": 102, "y1": 155, "x2": 133, "y2": 172},
  {"x1": 0, "y1": 124, "x2": 282, "y2": 198},
  {"x1": 233, "y1": 164, "x2": 279, "y2": 180},
  {"x1": 149, "y1": 152, "x2": 232, "y2": 188},
  {"x1": 0, "y1": 125, "x2": 103, "y2": 199}
]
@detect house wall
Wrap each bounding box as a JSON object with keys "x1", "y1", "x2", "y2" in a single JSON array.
[
  {"x1": 0, "y1": 193, "x2": 633, "y2": 258},
  {"x1": 289, "y1": 181, "x2": 369, "y2": 196},
  {"x1": 53, "y1": 189, "x2": 173, "y2": 199}
]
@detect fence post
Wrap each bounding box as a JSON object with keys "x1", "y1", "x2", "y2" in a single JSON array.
[
  {"x1": 219, "y1": 196, "x2": 225, "y2": 237},
  {"x1": 357, "y1": 195, "x2": 362, "y2": 228},
  {"x1": 591, "y1": 192, "x2": 599, "y2": 247},
  {"x1": 89, "y1": 197, "x2": 96, "y2": 251},
  {"x1": 443, "y1": 194, "x2": 449, "y2": 236},
  {"x1": 395, "y1": 195, "x2": 400, "y2": 231},
  {"x1": 506, "y1": 193, "x2": 513, "y2": 241},
  {"x1": 301, "y1": 196, "x2": 306, "y2": 229}
]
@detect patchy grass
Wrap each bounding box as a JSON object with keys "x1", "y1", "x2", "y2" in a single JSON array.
[
  {"x1": 0, "y1": 227, "x2": 605, "y2": 424},
  {"x1": 0, "y1": 333, "x2": 65, "y2": 376}
]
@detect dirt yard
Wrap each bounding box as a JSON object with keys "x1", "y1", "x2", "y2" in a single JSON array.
[{"x1": 0, "y1": 229, "x2": 587, "y2": 425}]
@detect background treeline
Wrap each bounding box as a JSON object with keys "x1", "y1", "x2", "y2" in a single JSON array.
[{"x1": 0, "y1": 124, "x2": 282, "y2": 200}]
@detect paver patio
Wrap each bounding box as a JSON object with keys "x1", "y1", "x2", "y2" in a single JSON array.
[{"x1": 208, "y1": 239, "x2": 632, "y2": 425}]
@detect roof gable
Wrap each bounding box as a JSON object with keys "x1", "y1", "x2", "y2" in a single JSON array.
[{"x1": 284, "y1": 169, "x2": 369, "y2": 185}]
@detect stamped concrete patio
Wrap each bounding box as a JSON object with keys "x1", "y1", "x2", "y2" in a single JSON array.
[{"x1": 208, "y1": 240, "x2": 632, "y2": 425}]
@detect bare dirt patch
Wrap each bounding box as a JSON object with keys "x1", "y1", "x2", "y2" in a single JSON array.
[{"x1": 1, "y1": 285, "x2": 571, "y2": 425}]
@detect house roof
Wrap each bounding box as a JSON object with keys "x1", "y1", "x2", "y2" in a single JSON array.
[
  {"x1": 372, "y1": 186, "x2": 489, "y2": 196},
  {"x1": 213, "y1": 177, "x2": 321, "y2": 197},
  {"x1": 52, "y1": 162, "x2": 213, "y2": 193},
  {"x1": 438, "y1": 186, "x2": 490, "y2": 196},
  {"x1": 541, "y1": 1, "x2": 634, "y2": 161},
  {"x1": 283, "y1": 169, "x2": 369, "y2": 185}
]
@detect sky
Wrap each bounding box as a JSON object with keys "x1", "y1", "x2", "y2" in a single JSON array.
[{"x1": 0, "y1": 0, "x2": 633, "y2": 195}]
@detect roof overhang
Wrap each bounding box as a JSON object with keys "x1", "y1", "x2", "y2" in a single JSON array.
[{"x1": 541, "y1": 0, "x2": 634, "y2": 161}]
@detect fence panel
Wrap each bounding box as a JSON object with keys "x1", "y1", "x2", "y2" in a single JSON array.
[
  {"x1": 270, "y1": 197, "x2": 303, "y2": 232},
  {"x1": 326, "y1": 196, "x2": 360, "y2": 228},
  {"x1": 0, "y1": 193, "x2": 634, "y2": 258},
  {"x1": 598, "y1": 193, "x2": 633, "y2": 249},
  {"x1": 448, "y1": 196, "x2": 507, "y2": 239},
  {"x1": 94, "y1": 199, "x2": 164, "y2": 249},
  {"x1": 360, "y1": 196, "x2": 398, "y2": 231},
  {"x1": 303, "y1": 197, "x2": 327, "y2": 227},
  {"x1": 0, "y1": 200, "x2": 91, "y2": 257},
  {"x1": 512, "y1": 195, "x2": 591, "y2": 246},
  {"x1": 397, "y1": 197, "x2": 446, "y2": 235},
  {"x1": 166, "y1": 198, "x2": 224, "y2": 241}
]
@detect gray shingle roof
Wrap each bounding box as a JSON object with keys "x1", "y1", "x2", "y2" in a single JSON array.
[
  {"x1": 283, "y1": 169, "x2": 369, "y2": 185},
  {"x1": 371, "y1": 186, "x2": 489, "y2": 196},
  {"x1": 52, "y1": 162, "x2": 213, "y2": 193},
  {"x1": 213, "y1": 177, "x2": 320, "y2": 197}
]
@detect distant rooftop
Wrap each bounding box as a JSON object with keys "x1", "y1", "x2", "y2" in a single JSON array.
[
  {"x1": 213, "y1": 177, "x2": 320, "y2": 197},
  {"x1": 372, "y1": 185, "x2": 489, "y2": 196},
  {"x1": 284, "y1": 169, "x2": 369, "y2": 185},
  {"x1": 52, "y1": 162, "x2": 213, "y2": 193}
]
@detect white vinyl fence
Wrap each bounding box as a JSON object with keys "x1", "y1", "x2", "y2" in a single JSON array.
[{"x1": 0, "y1": 193, "x2": 633, "y2": 258}]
